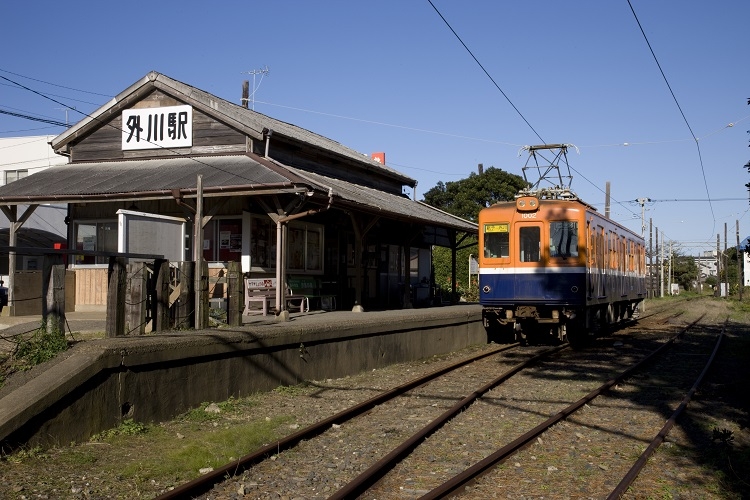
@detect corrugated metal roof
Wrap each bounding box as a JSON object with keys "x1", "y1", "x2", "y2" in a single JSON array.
[
  {"x1": 51, "y1": 72, "x2": 415, "y2": 187},
  {"x1": 283, "y1": 166, "x2": 477, "y2": 233},
  {"x1": 0, "y1": 155, "x2": 297, "y2": 201},
  {"x1": 0, "y1": 153, "x2": 476, "y2": 234}
]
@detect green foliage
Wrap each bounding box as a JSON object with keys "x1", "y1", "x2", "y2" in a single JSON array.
[
  {"x1": 13, "y1": 323, "x2": 68, "y2": 370},
  {"x1": 91, "y1": 419, "x2": 150, "y2": 441},
  {"x1": 432, "y1": 242, "x2": 479, "y2": 302},
  {"x1": 422, "y1": 166, "x2": 524, "y2": 301},
  {"x1": 669, "y1": 255, "x2": 699, "y2": 291},
  {"x1": 117, "y1": 416, "x2": 289, "y2": 483},
  {"x1": 421, "y1": 166, "x2": 527, "y2": 222}
]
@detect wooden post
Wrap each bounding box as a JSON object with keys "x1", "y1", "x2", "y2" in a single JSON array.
[
  {"x1": 106, "y1": 256, "x2": 127, "y2": 337},
  {"x1": 126, "y1": 263, "x2": 147, "y2": 335},
  {"x1": 152, "y1": 259, "x2": 171, "y2": 332},
  {"x1": 194, "y1": 175, "x2": 205, "y2": 329},
  {"x1": 176, "y1": 261, "x2": 194, "y2": 329},
  {"x1": 199, "y1": 260, "x2": 209, "y2": 328},
  {"x1": 226, "y1": 261, "x2": 242, "y2": 326},
  {"x1": 42, "y1": 253, "x2": 66, "y2": 335}
]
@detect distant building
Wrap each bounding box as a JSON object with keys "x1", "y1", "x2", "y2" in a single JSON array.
[{"x1": 0, "y1": 136, "x2": 68, "y2": 276}]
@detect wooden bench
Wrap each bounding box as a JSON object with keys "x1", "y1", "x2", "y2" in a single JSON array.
[{"x1": 243, "y1": 278, "x2": 277, "y2": 316}]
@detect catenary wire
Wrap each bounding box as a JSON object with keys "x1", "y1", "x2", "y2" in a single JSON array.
[
  {"x1": 425, "y1": 0, "x2": 545, "y2": 144},
  {"x1": 0, "y1": 74, "x2": 304, "y2": 190},
  {"x1": 626, "y1": 0, "x2": 715, "y2": 230}
]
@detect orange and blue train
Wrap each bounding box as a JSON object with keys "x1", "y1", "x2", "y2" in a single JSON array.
[{"x1": 478, "y1": 191, "x2": 647, "y2": 344}]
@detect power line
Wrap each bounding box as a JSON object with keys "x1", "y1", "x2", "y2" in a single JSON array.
[
  {"x1": 626, "y1": 0, "x2": 715, "y2": 229},
  {"x1": 0, "y1": 67, "x2": 114, "y2": 97},
  {"x1": 426, "y1": 0, "x2": 545, "y2": 144},
  {"x1": 0, "y1": 108, "x2": 68, "y2": 127},
  {"x1": 0, "y1": 73, "x2": 322, "y2": 191}
]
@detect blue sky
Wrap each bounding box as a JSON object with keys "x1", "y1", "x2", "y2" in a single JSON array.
[{"x1": 1, "y1": 0, "x2": 748, "y2": 255}]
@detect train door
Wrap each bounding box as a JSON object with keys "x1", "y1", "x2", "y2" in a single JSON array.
[{"x1": 514, "y1": 222, "x2": 543, "y2": 299}]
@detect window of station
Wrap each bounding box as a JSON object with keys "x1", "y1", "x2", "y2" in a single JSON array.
[
  {"x1": 549, "y1": 221, "x2": 578, "y2": 258},
  {"x1": 483, "y1": 223, "x2": 509, "y2": 258},
  {"x1": 519, "y1": 226, "x2": 541, "y2": 262},
  {"x1": 203, "y1": 218, "x2": 243, "y2": 263},
  {"x1": 74, "y1": 221, "x2": 118, "y2": 265},
  {"x1": 287, "y1": 221, "x2": 324, "y2": 273}
]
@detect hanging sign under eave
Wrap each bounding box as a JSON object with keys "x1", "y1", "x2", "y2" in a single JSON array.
[{"x1": 121, "y1": 105, "x2": 193, "y2": 150}]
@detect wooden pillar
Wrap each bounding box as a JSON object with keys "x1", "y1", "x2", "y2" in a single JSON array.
[
  {"x1": 227, "y1": 261, "x2": 242, "y2": 326},
  {"x1": 106, "y1": 256, "x2": 127, "y2": 337},
  {"x1": 199, "y1": 260, "x2": 209, "y2": 328},
  {"x1": 126, "y1": 263, "x2": 147, "y2": 335},
  {"x1": 194, "y1": 174, "x2": 205, "y2": 329},
  {"x1": 403, "y1": 238, "x2": 413, "y2": 309},
  {"x1": 42, "y1": 253, "x2": 66, "y2": 335},
  {"x1": 450, "y1": 231, "x2": 458, "y2": 304},
  {"x1": 176, "y1": 261, "x2": 195, "y2": 329},
  {"x1": 152, "y1": 259, "x2": 171, "y2": 332}
]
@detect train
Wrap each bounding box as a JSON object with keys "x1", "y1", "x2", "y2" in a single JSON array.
[{"x1": 478, "y1": 189, "x2": 647, "y2": 345}]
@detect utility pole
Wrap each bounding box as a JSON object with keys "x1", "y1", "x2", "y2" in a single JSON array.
[
  {"x1": 636, "y1": 198, "x2": 651, "y2": 237},
  {"x1": 241, "y1": 66, "x2": 269, "y2": 110},
  {"x1": 737, "y1": 219, "x2": 743, "y2": 301}
]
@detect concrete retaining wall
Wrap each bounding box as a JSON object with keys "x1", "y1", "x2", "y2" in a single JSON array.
[{"x1": 0, "y1": 305, "x2": 485, "y2": 450}]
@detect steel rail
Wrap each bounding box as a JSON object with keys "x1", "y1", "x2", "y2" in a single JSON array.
[
  {"x1": 154, "y1": 343, "x2": 518, "y2": 500},
  {"x1": 418, "y1": 314, "x2": 706, "y2": 499},
  {"x1": 329, "y1": 344, "x2": 569, "y2": 499},
  {"x1": 607, "y1": 320, "x2": 726, "y2": 499}
]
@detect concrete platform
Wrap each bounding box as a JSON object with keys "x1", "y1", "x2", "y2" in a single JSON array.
[{"x1": 0, "y1": 304, "x2": 486, "y2": 450}]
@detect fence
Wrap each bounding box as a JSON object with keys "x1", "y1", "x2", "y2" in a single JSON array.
[{"x1": 1, "y1": 246, "x2": 244, "y2": 337}]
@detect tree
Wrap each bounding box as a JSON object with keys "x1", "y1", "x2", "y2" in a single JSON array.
[
  {"x1": 422, "y1": 166, "x2": 527, "y2": 300},
  {"x1": 670, "y1": 254, "x2": 699, "y2": 292},
  {"x1": 422, "y1": 167, "x2": 528, "y2": 222}
]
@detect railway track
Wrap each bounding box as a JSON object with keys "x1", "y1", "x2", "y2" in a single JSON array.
[{"x1": 156, "y1": 308, "x2": 718, "y2": 499}]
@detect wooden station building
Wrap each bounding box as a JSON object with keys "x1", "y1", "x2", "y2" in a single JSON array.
[{"x1": 0, "y1": 71, "x2": 476, "y2": 318}]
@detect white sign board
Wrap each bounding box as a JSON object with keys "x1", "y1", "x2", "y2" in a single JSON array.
[
  {"x1": 117, "y1": 209, "x2": 186, "y2": 262},
  {"x1": 122, "y1": 105, "x2": 193, "y2": 150}
]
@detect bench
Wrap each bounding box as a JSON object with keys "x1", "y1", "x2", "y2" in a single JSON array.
[
  {"x1": 243, "y1": 278, "x2": 277, "y2": 316},
  {"x1": 287, "y1": 277, "x2": 337, "y2": 312}
]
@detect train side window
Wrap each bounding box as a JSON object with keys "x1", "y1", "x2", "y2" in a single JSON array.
[
  {"x1": 519, "y1": 226, "x2": 540, "y2": 262},
  {"x1": 483, "y1": 223, "x2": 509, "y2": 258},
  {"x1": 549, "y1": 221, "x2": 578, "y2": 258}
]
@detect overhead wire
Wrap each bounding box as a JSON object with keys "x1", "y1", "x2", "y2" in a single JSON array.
[
  {"x1": 0, "y1": 73, "x2": 304, "y2": 189},
  {"x1": 423, "y1": 1, "x2": 644, "y2": 220},
  {"x1": 626, "y1": 0, "x2": 716, "y2": 232},
  {"x1": 0, "y1": 68, "x2": 114, "y2": 98},
  {"x1": 425, "y1": 0, "x2": 545, "y2": 145}
]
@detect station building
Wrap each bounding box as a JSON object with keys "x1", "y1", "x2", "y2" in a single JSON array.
[{"x1": 0, "y1": 72, "x2": 476, "y2": 315}]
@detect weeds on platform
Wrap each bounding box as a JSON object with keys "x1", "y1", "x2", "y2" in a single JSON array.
[{"x1": 0, "y1": 321, "x2": 68, "y2": 390}]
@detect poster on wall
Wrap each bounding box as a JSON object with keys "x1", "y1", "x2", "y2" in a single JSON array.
[
  {"x1": 230, "y1": 234, "x2": 241, "y2": 252},
  {"x1": 220, "y1": 231, "x2": 231, "y2": 249}
]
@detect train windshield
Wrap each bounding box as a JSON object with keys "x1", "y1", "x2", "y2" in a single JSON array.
[
  {"x1": 550, "y1": 221, "x2": 578, "y2": 258},
  {"x1": 484, "y1": 223, "x2": 509, "y2": 258}
]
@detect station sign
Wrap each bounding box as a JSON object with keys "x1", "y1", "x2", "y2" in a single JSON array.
[{"x1": 122, "y1": 105, "x2": 193, "y2": 150}]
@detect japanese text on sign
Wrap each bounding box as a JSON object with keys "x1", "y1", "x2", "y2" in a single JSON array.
[{"x1": 122, "y1": 105, "x2": 193, "y2": 150}]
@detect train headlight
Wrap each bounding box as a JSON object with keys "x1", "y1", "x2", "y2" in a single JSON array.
[{"x1": 482, "y1": 285, "x2": 491, "y2": 294}]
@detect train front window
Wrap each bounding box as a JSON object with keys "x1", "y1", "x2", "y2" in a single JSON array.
[
  {"x1": 519, "y1": 226, "x2": 540, "y2": 262},
  {"x1": 550, "y1": 221, "x2": 578, "y2": 258},
  {"x1": 484, "y1": 223, "x2": 509, "y2": 258}
]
